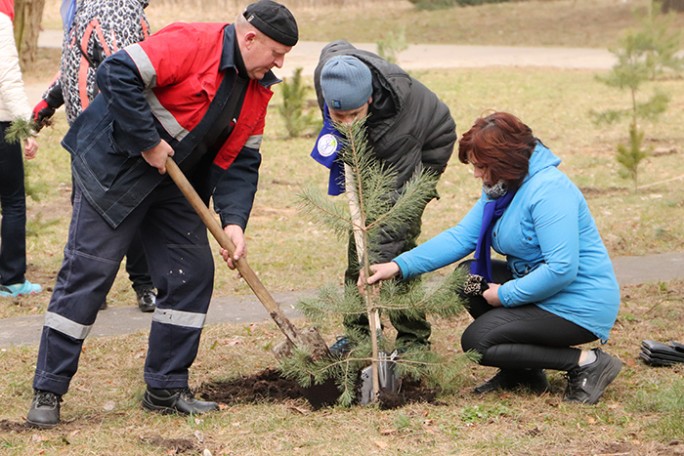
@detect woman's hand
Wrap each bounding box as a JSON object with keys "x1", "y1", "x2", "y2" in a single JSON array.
[
  {"x1": 359, "y1": 262, "x2": 400, "y2": 287},
  {"x1": 357, "y1": 262, "x2": 400, "y2": 296},
  {"x1": 23, "y1": 137, "x2": 38, "y2": 160},
  {"x1": 482, "y1": 282, "x2": 502, "y2": 307},
  {"x1": 220, "y1": 224, "x2": 246, "y2": 270}
]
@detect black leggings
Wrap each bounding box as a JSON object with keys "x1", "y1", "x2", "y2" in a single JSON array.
[{"x1": 459, "y1": 260, "x2": 597, "y2": 372}]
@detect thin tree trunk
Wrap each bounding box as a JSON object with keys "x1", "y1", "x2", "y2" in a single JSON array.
[
  {"x1": 661, "y1": 0, "x2": 684, "y2": 13},
  {"x1": 13, "y1": 0, "x2": 47, "y2": 69}
]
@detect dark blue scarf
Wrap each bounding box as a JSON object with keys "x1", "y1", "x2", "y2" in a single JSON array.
[{"x1": 470, "y1": 190, "x2": 516, "y2": 282}]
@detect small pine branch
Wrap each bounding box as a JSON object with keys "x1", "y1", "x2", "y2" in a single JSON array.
[
  {"x1": 367, "y1": 170, "x2": 439, "y2": 242},
  {"x1": 298, "y1": 284, "x2": 366, "y2": 323},
  {"x1": 616, "y1": 123, "x2": 649, "y2": 192},
  {"x1": 381, "y1": 267, "x2": 468, "y2": 319},
  {"x1": 589, "y1": 107, "x2": 629, "y2": 126},
  {"x1": 635, "y1": 89, "x2": 670, "y2": 121},
  {"x1": 4, "y1": 118, "x2": 34, "y2": 144},
  {"x1": 336, "y1": 121, "x2": 396, "y2": 223},
  {"x1": 297, "y1": 186, "x2": 351, "y2": 241},
  {"x1": 414, "y1": 350, "x2": 480, "y2": 394}
]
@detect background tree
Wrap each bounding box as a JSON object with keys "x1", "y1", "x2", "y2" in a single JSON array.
[
  {"x1": 591, "y1": 10, "x2": 682, "y2": 191},
  {"x1": 13, "y1": 0, "x2": 46, "y2": 69},
  {"x1": 376, "y1": 29, "x2": 407, "y2": 65},
  {"x1": 278, "y1": 67, "x2": 319, "y2": 138},
  {"x1": 661, "y1": 0, "x2": 684, "y2": 13}
]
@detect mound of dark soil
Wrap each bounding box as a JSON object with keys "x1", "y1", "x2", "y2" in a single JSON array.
[{"x1": 198, "y1": 368, "x2": 439, "y2": 410}]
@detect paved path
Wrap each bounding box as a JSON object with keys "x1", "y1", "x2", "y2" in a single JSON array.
[
  {"x1": 25, "y1": 30, "x2": 616, "y2": 102},
  {"x1": 36, "y1": 30, "x2": 617, "y2": 73},
  {"x1": 2, "y1": 252, "x2": 683, "y2": 348},
  {"x1": 7, "y1": 32, "x2": 680, "y2": 349}
]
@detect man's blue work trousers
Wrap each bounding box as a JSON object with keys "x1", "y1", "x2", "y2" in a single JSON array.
[{"x1": 33, "y1": 179, "x2": 215, "y2": 395}]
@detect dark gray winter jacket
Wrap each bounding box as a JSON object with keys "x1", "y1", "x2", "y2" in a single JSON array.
[{"x1": 314, "y1": 40, "x2": 457, "y2": 265}]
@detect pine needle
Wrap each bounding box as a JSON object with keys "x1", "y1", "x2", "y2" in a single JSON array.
[{"x1": 4, "y1": 118, "x2": 34, "y2": 144}]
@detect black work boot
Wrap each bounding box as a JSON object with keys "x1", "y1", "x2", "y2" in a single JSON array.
[
  {"x1": 474, "y1": 368, "x2": 550, "y2": 395},
  {"x1": 26, "y1": 390, "x2": 61, "y2": 428},
  {"x1": 142, "y1": 387, "x2": 218, "y2": 415},
  {"x1": 135, "y1": 288, "x2": 156, "y2": 313},
  {"x1": 564, "y1": 349, "x2": 622, "y2": 404}
]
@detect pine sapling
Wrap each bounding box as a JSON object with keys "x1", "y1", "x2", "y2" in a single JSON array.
[
  {"x1": 278, "y1": 67, "x2": 319, "y2": 138},
  {"x1": 591, "y1": 9, "x2": 680, "y2": 192},
  {"x1": 284, "y1": 118, "x2": 471, "y2": 407}
]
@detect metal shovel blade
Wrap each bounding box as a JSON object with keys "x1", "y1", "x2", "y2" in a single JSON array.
[{"x1": 358, "y1": 350, "x2": 402, "y2": 405}]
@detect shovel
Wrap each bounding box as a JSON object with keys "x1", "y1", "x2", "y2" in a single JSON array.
[
  {"x1": 344, "y1": 164, "x2": 401, "y2": 404},
  {"x1": 165, "y1": 157, "x2": 330, "y2": 361}
]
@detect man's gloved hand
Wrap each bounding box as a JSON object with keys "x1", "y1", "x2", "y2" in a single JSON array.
[{"x1": 32, "y1": 99, "x2": 56, "y2": 132}]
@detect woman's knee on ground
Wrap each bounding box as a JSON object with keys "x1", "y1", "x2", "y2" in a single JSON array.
[{"x1": 461, "y1": 322, "x2": 490, "y2": 359}]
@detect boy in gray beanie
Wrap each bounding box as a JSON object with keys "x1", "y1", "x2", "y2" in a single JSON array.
[
  {"x1": 320, "y1": 55, "x2": 373, "y2": 111},
  {"x1": 311, "y1": 40, "x2": 457, "y2": 355}
]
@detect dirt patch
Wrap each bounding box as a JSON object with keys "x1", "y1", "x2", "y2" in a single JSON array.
[
  {"x1": 198, "y1": 368, "x2": 439, "y2": 410},
  {"x1": 199, "y1": 368, "x2": 303, "y2": 404},
  {"x1": 139, "y1": 435, "x2": 198, "y2": 455},
  {"x1": 0, "y1": 419, "x2": 29, "y2": 433}
]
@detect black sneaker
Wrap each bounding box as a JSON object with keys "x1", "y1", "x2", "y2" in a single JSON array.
[
  {"x1": 474, "y1": 368, "x2": 550, "y2": 395},
  {"x1": 135, "y1": 288, "x2": 156, "y2": 313},
  {"x1": 142, "y1": 387, "x2": 218, "y2": 415},
  {"x1": 564, "y1": 349, "x2": 622, "y2": 405},
  {"x1": 26, "y1": 390, "x2": 61, "y2": 428},
  {"x1": 329, "y1": 336, "x2": 351, "y2": 357}
]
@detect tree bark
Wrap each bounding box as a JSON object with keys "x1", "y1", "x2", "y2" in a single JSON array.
[
  {"x1": 661, "y1": 0, "x2": 684, "y2": 13},
  {"x1": 13, "y1": 0, "x2": 47, "y2": 69}
]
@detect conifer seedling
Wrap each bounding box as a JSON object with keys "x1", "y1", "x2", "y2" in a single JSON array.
[{"x1": 282, "y1": 118, "x2": 472, "y2": 407}]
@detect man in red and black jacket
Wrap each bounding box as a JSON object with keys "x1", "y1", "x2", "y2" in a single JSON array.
[{"x1": 27, "y1": 0, "x2": 298, "y2": 429}]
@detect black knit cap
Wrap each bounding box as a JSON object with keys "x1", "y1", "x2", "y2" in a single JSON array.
[{"x1": 243, "y1": 0, "x2": 299, "y2": 47}]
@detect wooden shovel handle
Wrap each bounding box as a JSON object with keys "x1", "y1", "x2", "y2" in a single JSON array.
[{"x1": 165, "y1": 157, "x2": 301, "y2": 344}]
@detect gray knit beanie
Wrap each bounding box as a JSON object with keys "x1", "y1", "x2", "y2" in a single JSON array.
[{"x1": 320, "y1": 55, "x2": 373, "y2": 111}]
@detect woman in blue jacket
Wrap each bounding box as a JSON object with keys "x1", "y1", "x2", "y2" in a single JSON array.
[{"x1": 364, "y1": 112, "x2": 622, "y2": 405}]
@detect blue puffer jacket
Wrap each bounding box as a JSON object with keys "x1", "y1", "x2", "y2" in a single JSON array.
[{"x1": 394, "y1": 142, "x2": 620, "y2": 341}]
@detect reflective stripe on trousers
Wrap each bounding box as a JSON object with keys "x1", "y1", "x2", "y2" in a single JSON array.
[{"x1": 33, "y1": 180, "x2": 214, "y2": 395}]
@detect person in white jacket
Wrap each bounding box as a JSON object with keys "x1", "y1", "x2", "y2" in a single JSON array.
[{"x1": 0, "y1": 2, "x2": 41, "y2": 298}]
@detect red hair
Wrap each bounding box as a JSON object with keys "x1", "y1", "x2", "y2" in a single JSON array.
[{"x1": 458, "y1": 112, "x2": 537, "y2": 188}]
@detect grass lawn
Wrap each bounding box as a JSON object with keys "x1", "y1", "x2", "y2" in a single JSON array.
[{"x1": 1, "y1": 280, "x2": 683, "y2": 455}]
